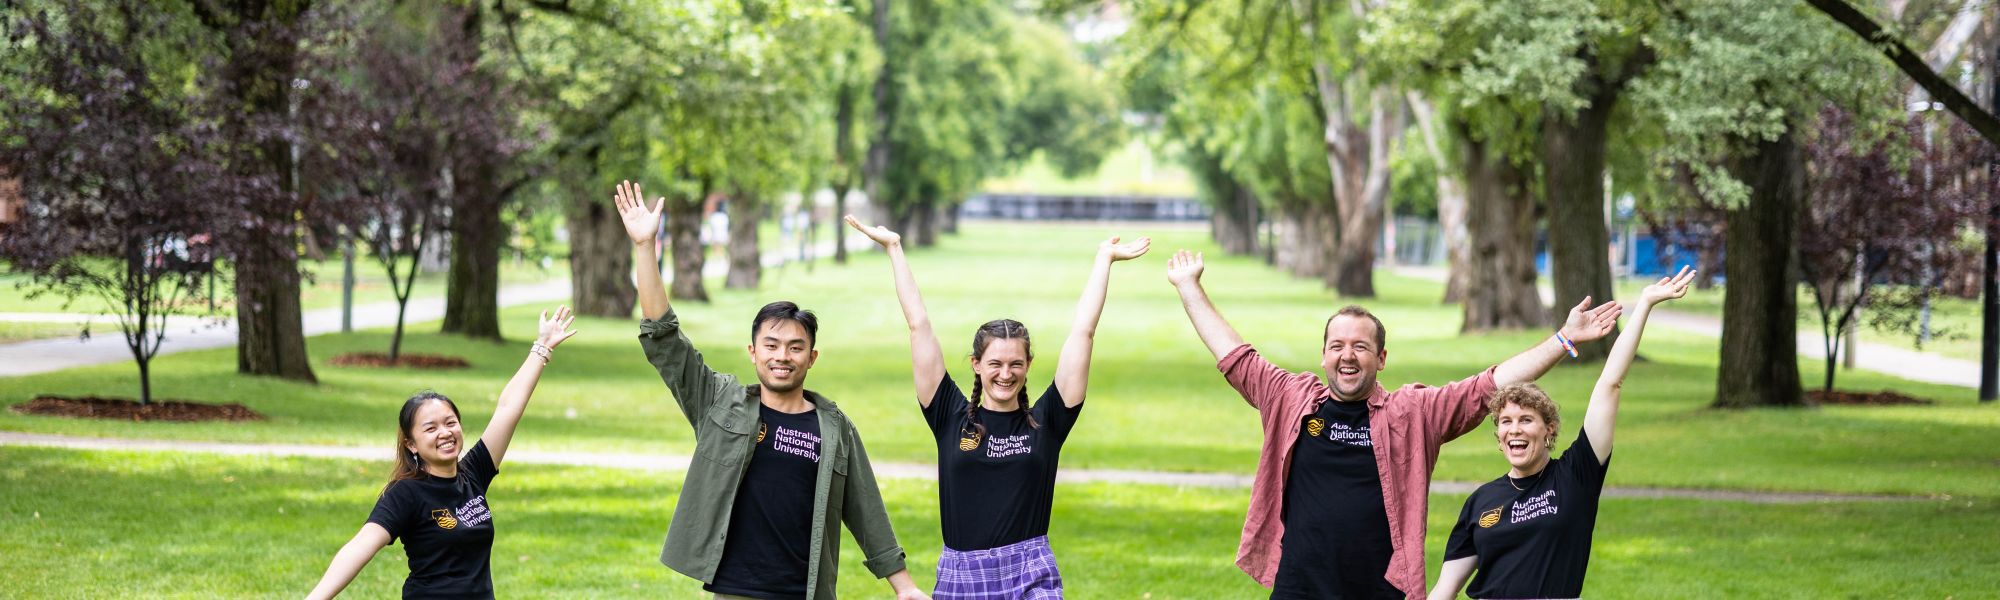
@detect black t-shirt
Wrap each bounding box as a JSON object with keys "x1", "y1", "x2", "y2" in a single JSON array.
[
  {"x1": 1271, "y1": 398, "x2": 1400, "y2": 600},
  {"x1": 368, "y1": 439, "x2": 500, "y2": 599},
  {"x1": 705, "y1": 403, "x2": 823, "y2": 600},
  {"x1": 923, "y1": 372, "x2": 1079, "y2": 551},
  {"x1": 1445, "y1": 429, "x2": 1611, "y2": 599}
]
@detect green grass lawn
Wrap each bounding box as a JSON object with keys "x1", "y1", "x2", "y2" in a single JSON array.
[
  {"x1": 981, "y1": 138, "x2": 1198, "y2": 197},
  {"x1": 0, "y1": 320, "x2": 92, "y2": 343},
  {"x1": 2, "y1": 446, "x2": 1993, "y2": 598},
  {"x1": 0, "y1": 255, "x2": 564, "y2": 315},
  {"x1": 1614, "y1": 278, "x2": 1984, "y2": 363},
  {"x1": 2, "y1": 222, "x2": 1996, "y2": 500}
]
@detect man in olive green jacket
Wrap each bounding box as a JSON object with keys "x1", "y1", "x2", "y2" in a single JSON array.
[{"x1": 617, "y1": 182, "x2": 929, "y2": 600}]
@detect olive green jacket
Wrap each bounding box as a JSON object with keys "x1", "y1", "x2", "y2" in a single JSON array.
[{"x1": 640, "y1": 311, "x2": 907, "y2": 599}]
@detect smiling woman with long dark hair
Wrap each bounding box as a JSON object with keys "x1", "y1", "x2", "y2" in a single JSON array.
[{"x1": 307, "y1": 306, "x2": 578, "y2": 599}]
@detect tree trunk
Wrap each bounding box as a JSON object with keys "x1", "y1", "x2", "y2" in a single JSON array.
[
  {"x1": 726, "y1": 193, "x2": 762, "y2": 289},
  {"x1": 1459, "y1": 133, "x2": 1545, "y2": 331},
  {"x1": 1542, "y1": 98, "x2": 1620, "y2": 360},
  {"x1": 940, "y1": 201, "x2": 960, "y2": 235},
  {"x1": 1438, "y1": 173, "x2": 1471, "y2": 303},
  {"x1": 566, "y1": 198, "x2": 637, "y2": 318},
  {"x1": 667, "y1": 186, "x2": 709, "y2": 302},
  {"x1": 441, "y1": 183, "x2": 503, "y2": 340},
  {"x1": 1695, "y1": 243, "x2": 1721, "y2": 290},
  {"x1": 1190, "y1": 147, "x2": 1260, "y2": 255},
  {"x1": 1715, "y1": 131, "x2": 1805, "y2": 408},
  {"x1": 236, "y1": 243, "x2": 316, "y2": 382},
  {"x1": 440, "y1": 7, "x2": 503, "y2": 340},
  {"x1": 832, "y1": 179, "x2": 852, "y2": 264},
  {"x1": 912, "y1": 198, "x2": 939, "y2": 247},
  {"x1": 1275, "y1": 204, "x2": 1330, "y2": 279},
  {"x1": 1325, "y1": 89, "x2": 1402, "y2": 298},
  {"x1": 389, "y1": 296, "x2": 410, "y2": 362},
  {"x1": 137, "y1": 357, "x2": 152, "y2": 406},
  {"x1": 1210, "y1": 183, "x2": 1262, "y2": 255},
  {"x1": 219, "y1": 1, "x2": 314, "y2": 382},
  {"x1": 1405, "y1": 91, "x2": 1475, "y2": 303},
  {"x1": 832, "y1": 60, "x2": 860, "y2": 265},
  {"x1": 862, "y1": 0, "x2": 894, "y2": 243}
]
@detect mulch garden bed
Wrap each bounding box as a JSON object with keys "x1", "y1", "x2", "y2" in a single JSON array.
[
  {"x1": 11, "y1": 396, "x2": 265, "y2": 422},
  {"x1": 1807, "y1": 389, "x2": 1934, "y2": 406},
  {"x1": 328, "y1": 352, "x2": 471, "y2": 369}
]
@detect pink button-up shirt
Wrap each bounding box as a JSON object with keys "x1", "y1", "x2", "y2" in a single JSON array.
[{"x1": 1219, "y1": 344, "x2": 1497, "y2": 599}]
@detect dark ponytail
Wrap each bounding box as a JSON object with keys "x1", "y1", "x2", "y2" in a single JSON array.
[
  {"x1": 964, "y1": 319, "x2": 1037, "y2": 439},
  {"x1": 386, "y1": 391, "x2": 460, "y2": 494}
]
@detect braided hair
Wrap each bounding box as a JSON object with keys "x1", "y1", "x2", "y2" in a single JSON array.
[{"x1": 964, "y1": 319, "x2": 1038, "y2": 440}]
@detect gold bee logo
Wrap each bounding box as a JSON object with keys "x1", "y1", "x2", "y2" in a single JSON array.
[
  {"x1": 958, "y1": 430, "x2": 982, "y2": 452},
  {"x1": 756, "y1": 422, "x2": 767, "y2": 444},
  {"x1": 1478, "y1": 507, "x2": 1503, "y2": 529},
  {"x1": 432, "y1": 509, "x2": 459, "y2": 530},
  {"x1": 1305, "y1": 417, "x2": 1326, "y2": 438}
]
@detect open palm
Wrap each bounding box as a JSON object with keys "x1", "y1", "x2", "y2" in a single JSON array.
[
  {"x1": 1165, "y1": 249, "x2": 1204, "y2": 286},
  {"x1": 537, "y1": 305, "x2": 580, "y2": 349},
  {"x1": 1558, "y1": 296, "x2": 1622, "y2": 343},
  {"x1": 613, "y1": 180, "x2": 664, "y2": 245},
  {"x1": 843, "y1": 214, "x2": 901, "y2": 247},
  {"x1": 1641, "y1": 266, "x2": 1697, "y2": 307},
  {"x1": 1101, "y1": 236, "x2": 1151, "y2": 262}
]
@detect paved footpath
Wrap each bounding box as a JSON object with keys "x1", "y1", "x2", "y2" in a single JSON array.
[
  {"x1": 0, "y1": 235, "x2": 863, "y2": 377},
  {"x1": 0, "y1": 431, "x2": 1924, "y2": 504}
]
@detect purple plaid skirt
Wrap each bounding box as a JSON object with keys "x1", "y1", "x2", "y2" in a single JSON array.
[{"x1": 932, "y1": 535, "x2": 1063, "y2": 599}]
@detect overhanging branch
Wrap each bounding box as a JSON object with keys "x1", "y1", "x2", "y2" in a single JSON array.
[{"x1": 1802, "y1": 0, "x2": 2000, "y2": 145}]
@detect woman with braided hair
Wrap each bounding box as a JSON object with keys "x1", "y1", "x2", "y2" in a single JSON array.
[{"x1": 846, "y1": 215, "x2": 1148, "y2": 599}]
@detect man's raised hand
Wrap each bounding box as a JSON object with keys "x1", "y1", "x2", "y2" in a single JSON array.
[
  {"x1": 1558, "y1": 296, "x2": 1623, "y2": 343},
  {"x1": 614, "y1": 180, "x2": 664, "y2": 246}
]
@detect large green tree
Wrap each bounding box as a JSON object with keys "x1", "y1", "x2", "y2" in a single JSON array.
[{"x1": 1625, "y1": 0, "x2": 1893, "y2": 407}]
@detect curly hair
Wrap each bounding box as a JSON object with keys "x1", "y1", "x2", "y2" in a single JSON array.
[{"x1": 1487, "y1": 383, "x2": 1560, "y2": 449}]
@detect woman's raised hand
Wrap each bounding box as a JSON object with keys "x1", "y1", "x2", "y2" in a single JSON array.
[
  {"x1": 536, "y1": 305, "x2": 580, "y2": 350},
  {"x1": 613, "y1": 180, "x2": 664, "y2": 245},
  {"x1": 1640, "y1": 266, "x2": 1697, "y2": 307},
  {"x1": 1100, "y1": 235, "x2": 1151, "y2": 262},
  {"x1": 843, "y1": 214, "x2": 901, "y2": 248}
]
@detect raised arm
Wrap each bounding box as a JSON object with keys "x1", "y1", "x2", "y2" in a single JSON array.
[
  {"x1": 616, "y1": 180, "x2": 670, "y2": 321},
  {"x1": 844, "y1": 215, "x2": 947, "y2": 406},
  {"x1": 306, "y1": 523, "x2": 392, "y2": 600},
  {"x1": 621, "y1": 180, "x2": 734, "y2": 427},
  {"x1": 1054, "y1": 236, "x2": 1149, "y2": 407},
  {"x1": 1427, "y1": 556, "x2": 1478, "y2": 600},
  {"x1": 1583, "y1": 266, "x2": 1694, "y2": 464},
  {"x1": 480, "y1": 306, "x2": 578, "y2": 467},
  {"x1": 1492, "y1": 296, "x2": 1623, "y2": 387},
  {"x1": 1166, "y1": 250, "x2": 1247, "y2": 361}
]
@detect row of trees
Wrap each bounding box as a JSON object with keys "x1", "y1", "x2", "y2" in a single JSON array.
[
  {"x1": 1114, "y1": 0, "x2": 2000, "y2": 406},
  {"x1": 0, "y1": 0, "x2": 1124, "y2": 403}
]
